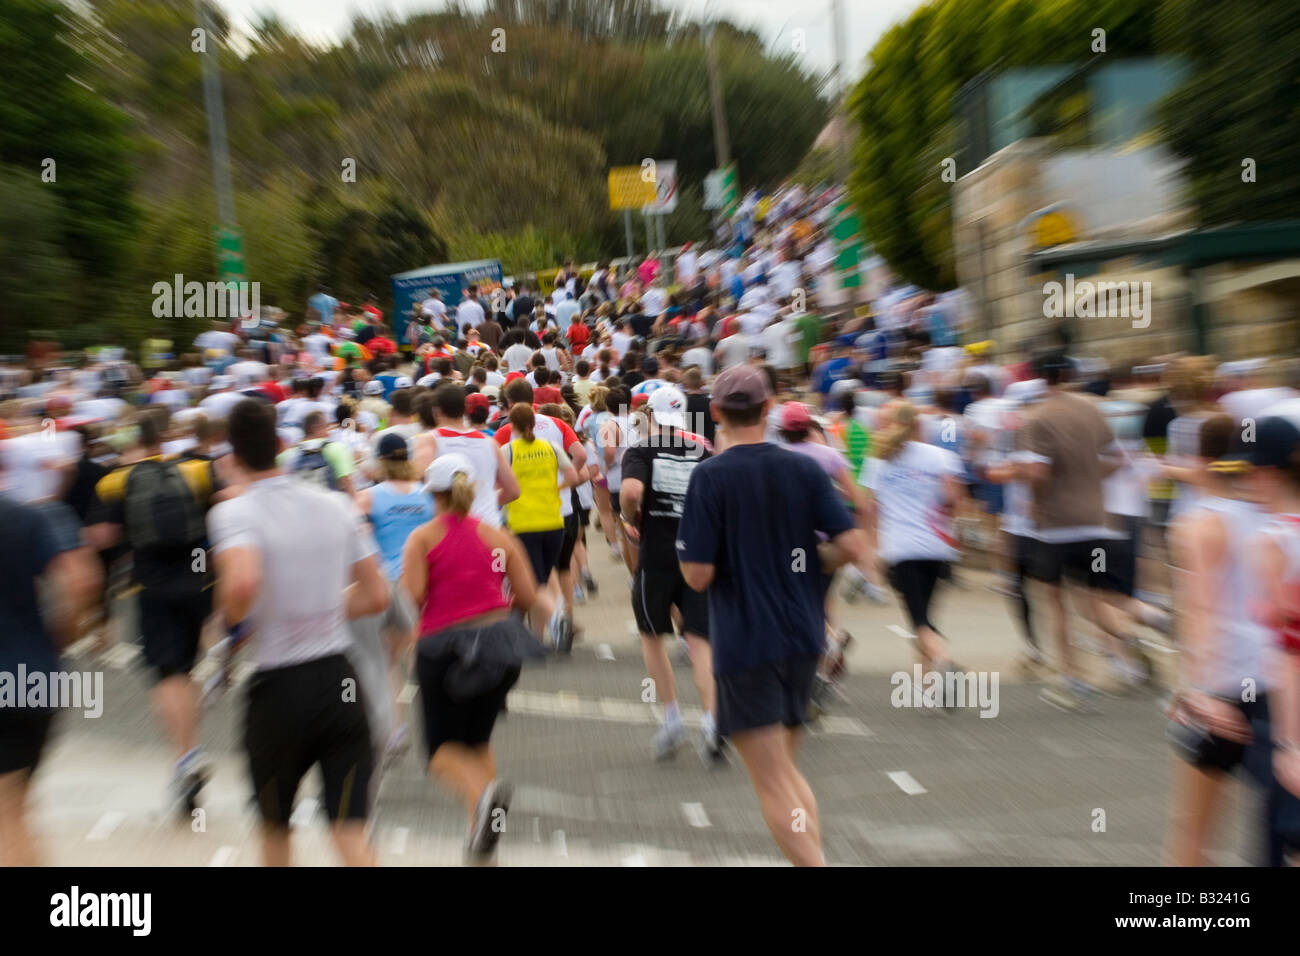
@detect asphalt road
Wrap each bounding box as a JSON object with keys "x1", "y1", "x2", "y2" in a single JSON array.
[{"x1": 28, "y1": 545, "x2": 1262, "y2": 867}]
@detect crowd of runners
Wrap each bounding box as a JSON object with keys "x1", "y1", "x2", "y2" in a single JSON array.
[{"x1": 1, "y1": 182, "x2": 1298, "y2": 867}]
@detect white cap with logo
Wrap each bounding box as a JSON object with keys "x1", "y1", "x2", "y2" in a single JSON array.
[
  {"x1": 424, "y1": 452, "x2": 476, "y2": 492},
  {"x1": 646, "y1": 384, "x2": 687, "y2": 429}
]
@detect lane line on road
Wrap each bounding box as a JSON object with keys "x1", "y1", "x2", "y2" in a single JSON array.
[
  {"x1": 209, "y1": 846, "x2": 237, "y2": 867},
  {"x1": 681, "y1": 802, "x2": 711, "y2": 828},
  {"x1": 390, "y1": 827, "x2": 409, "y2": 856},
  {"x1": 887, "y1": 625, "x2": 915, "y2": 642},
  {"x1": 86, "y1": 810, "x2": 126, "y2": 841},
  {"x1": 886, "y1": 771, "x2": 927, "y2": 795},
  {"x1": 507, "y1": 689, "x2": 871, "y2": 738}
]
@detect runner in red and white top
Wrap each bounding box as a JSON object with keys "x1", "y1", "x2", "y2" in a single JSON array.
[{"x1": 412, "y1": 384, "x2": 518, "y2": 527}]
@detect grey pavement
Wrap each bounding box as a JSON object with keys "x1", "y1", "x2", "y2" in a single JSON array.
[{"x1": 28, "y1": 543, "x2": 1261, "y2": 867}]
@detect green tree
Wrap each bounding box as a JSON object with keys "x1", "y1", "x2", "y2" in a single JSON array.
[
  {"x1": 846, "y1": 0, "x2": 1156, "y2": 290},
  {"x1": 1156, "y1": 0, "x2": 1300, "y2": 224}
]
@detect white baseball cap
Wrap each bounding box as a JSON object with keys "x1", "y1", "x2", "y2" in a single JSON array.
[
  {"x1": 424, "y1": 452, "x2": 477, "y2": 492},
  {"x1": 363, "y1": 380, "x2": 384, "y2": 395},
  {"x1": 646, "y1": 384, "x2": 687, "y2": 429},
  {"x1": 393, "y1": 375, "x2": 414, "y2": 389}
]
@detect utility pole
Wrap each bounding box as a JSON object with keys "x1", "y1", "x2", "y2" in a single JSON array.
[
  {"x1": 706, "y1": 24, "x2": 731, "y2": 168},
  {"x1": 831, "y1": 0, "x2": 850, "y2": 186},
  {"x1": 196, "y1": 0, "x2": 237, "y2": 229}
]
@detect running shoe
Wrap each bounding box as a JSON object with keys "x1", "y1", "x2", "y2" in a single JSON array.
[
  {"x1": 865, "y1": 582, "x2": 891, "y2": 605},
  {"x1": 171, "y1": 755, "x2": 210, "y2": 820},
  {"x1": 839, "y1": 568, "x2": 867, "y2": 604},
  {"x1": 581, "y1": 569, "x2": 599, "y2": 595},
  {"x1": 654, "y1": 720, "x2": 687, "y2": 761},
  {"x1": 547, "y1": 612, "x2": 573, "y2": 655},
  {"x1": 573, "y1": 584, "x2": 586, "y2": 604},
  {"x1": 466, "y1": 779, "x2": 513, "y2": 862},
  {"x1": 698, "y1": 726, "x2": 728, "y2": 769},
  {"x1": 808, "y1": 674, "x2": 834, "y2": 720},
  {"x1": 1040, "y1": 678, "x2": 1100, "y2": 714}
]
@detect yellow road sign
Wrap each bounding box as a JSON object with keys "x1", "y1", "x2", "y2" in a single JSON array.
[{"x1": 608, "y1": 166, "x2": 657, "y2": 210}]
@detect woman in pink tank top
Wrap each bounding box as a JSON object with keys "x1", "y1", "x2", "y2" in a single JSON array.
[{"x1": 400, "y1": 453, "x2": 545, "y2": 863}]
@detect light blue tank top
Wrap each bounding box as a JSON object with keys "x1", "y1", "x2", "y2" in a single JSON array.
[{"x1": 370, "y1": 482, "x2": 434, "y2": 580}]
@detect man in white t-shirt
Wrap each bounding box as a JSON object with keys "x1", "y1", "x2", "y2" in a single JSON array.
[
  {"x1": 194, "y1": 322, "x2": 240, "y2": 360},
  {"x1": 713, "y1": 330, "x2": 752, "y2": 371},
  {"x1": 198, "y1": 376, "x2": 245, "y2": 420},
  {"x1": 455, "y1": 287, "x2": 486, "y2": 337},
  {"x1": 610, "y1": 320, "x2": 634, "y2": 358},
  {"x1": 227, "y1": 349, "x2": 269, "y2": 389},
  {"x1": 419, "y1": 289, "x2": 448, "y2": 329},
  {"x1": 501, "y1": 337, "x2": 534, "y2": 373},
  {"x1": 681, "y1": 343, "x2": 714, "y2": 376}
]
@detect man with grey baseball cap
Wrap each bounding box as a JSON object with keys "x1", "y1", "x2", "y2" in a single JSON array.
[{"x1": 676, "y1": 364, "x2": 865, "y2": 865}]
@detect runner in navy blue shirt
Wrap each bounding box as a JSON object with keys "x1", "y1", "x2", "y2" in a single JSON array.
[{"x1": 677, "y1": 365, "x2": 863, "y2": 866}]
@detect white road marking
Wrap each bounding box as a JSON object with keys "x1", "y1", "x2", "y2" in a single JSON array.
[
  {"x1": 103, "y1": 644, "x2": 140, "y2": 670},
  {"x1": 887, "y1": 625, "x2": 915, "y2": 641},
  {"x1": 816, "y1": 715, "x2": 874, "y2": 737},
  {"x1": 622, "y1": 853, "x2": 648, "y2": 866},
  {"x1": 625, "y1": 619, "x2": 639, "y2": 635},
  {"x1": 397, "y1": 682, "x2": 418, "y2": 705},
  {"x1": 552, "y1": 830, "x2": 568, "y2": 858},
  {"x1": 86, "y1": 810, "x2": 126, "y2": 841},
  {"x1": 680, "y1": 802, "x2": 711, "y2": 828},
  {"x1": 886, "y1": 771, "x2": 927, "y2": 796},
  {"x1": 65, "y1": 635, "x2": 99, "y2": 659},
  {"x1": 209, "y1": 846, "x2": 238, "y2": 867},
  {"x1": 596, "y1": 643, "x2": 615, "y2": 661},
  {"x1": 390, "y1": 827, "x2": 409, "y2": 856},
  {"x1": 507, "y1": 690, "x2": 870, "y2": 738}
]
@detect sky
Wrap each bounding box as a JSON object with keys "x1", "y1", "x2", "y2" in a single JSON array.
[{"x1": 214, "y1": 0, "x2": 922, "y2": 85}]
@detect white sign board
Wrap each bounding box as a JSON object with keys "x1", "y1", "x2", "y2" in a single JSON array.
[
  {"x1": 642, "y1": 159, "x2": 678, "y2": 214},
  {"x1": 703, "y1": 168, "x2": 724, "y2": 210}
]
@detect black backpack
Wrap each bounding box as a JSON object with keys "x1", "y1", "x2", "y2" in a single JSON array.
[
  {"x1": 124, "y1": 459, "x2": 206, "y2": 551},
  {"x1": 292, "y1": 440, "x2": 340, "y2": 491}
]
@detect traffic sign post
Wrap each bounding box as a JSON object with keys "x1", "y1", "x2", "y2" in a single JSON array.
[
  {"x1": 704, "y1": 164, "x2": 737, "y2": 218},
  {"x1": 608, "y1": 166, "x2": 657, "y2": 210},
  {"x1": 641, "y1": 160, "x2": 678, "y2": 216},
  {"x1": 213, "y1": 225, "x2": 247, "y2": 283}
]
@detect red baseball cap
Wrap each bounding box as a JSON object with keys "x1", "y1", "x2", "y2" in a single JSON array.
[
  {"x1": 466, "y1": 392, "x2": 491, "y2": 413},
  {"x1": 780, "y1": 401, "x2": 812, "y2": 432},
  {"x1": 505, "y1": 371, "x2": 526, "y2": 383}
]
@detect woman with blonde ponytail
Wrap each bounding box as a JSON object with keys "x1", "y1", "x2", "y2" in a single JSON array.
[
  {"x1": 859, "y1": 400, "x2": 966, "y2": 680},
  {"x1": 400, "y1": 452, "x2": 546, "y2": 864}
]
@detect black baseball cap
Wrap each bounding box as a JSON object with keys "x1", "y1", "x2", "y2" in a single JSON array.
[{"x1": 1226, "y1": 415, "x2": 1300, "y2": 469}]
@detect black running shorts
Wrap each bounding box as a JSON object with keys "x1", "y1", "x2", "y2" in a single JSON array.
[
  {"x1": 139, "y1": 586, "x2": 213, "y2": 681},
  {"x1": 715, "y1": 655, "x2": 820, "y2": 737},
  {"x1": 416, "y1": 641, "x2": 519, "y2": 756},
  {"x1": 243, "y1": 654, "x2": 372, "y2": 826},
  {"x1": 632, "y1": 566, "x2": 709, "y2": 638},
  {"x1": 0, "y1": 709, "x2": 54, "y2": 775}
]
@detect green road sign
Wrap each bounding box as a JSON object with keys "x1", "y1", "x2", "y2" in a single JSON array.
[
  {"x1": 213, "y1": 225, "x2": 247, "y2": 283},
  {"x1": 705, "y1": 164, "x2": 738, "y2": 218},
  {"x1": 831, "y1": 199, "x2": 862, "y2": 288}
]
